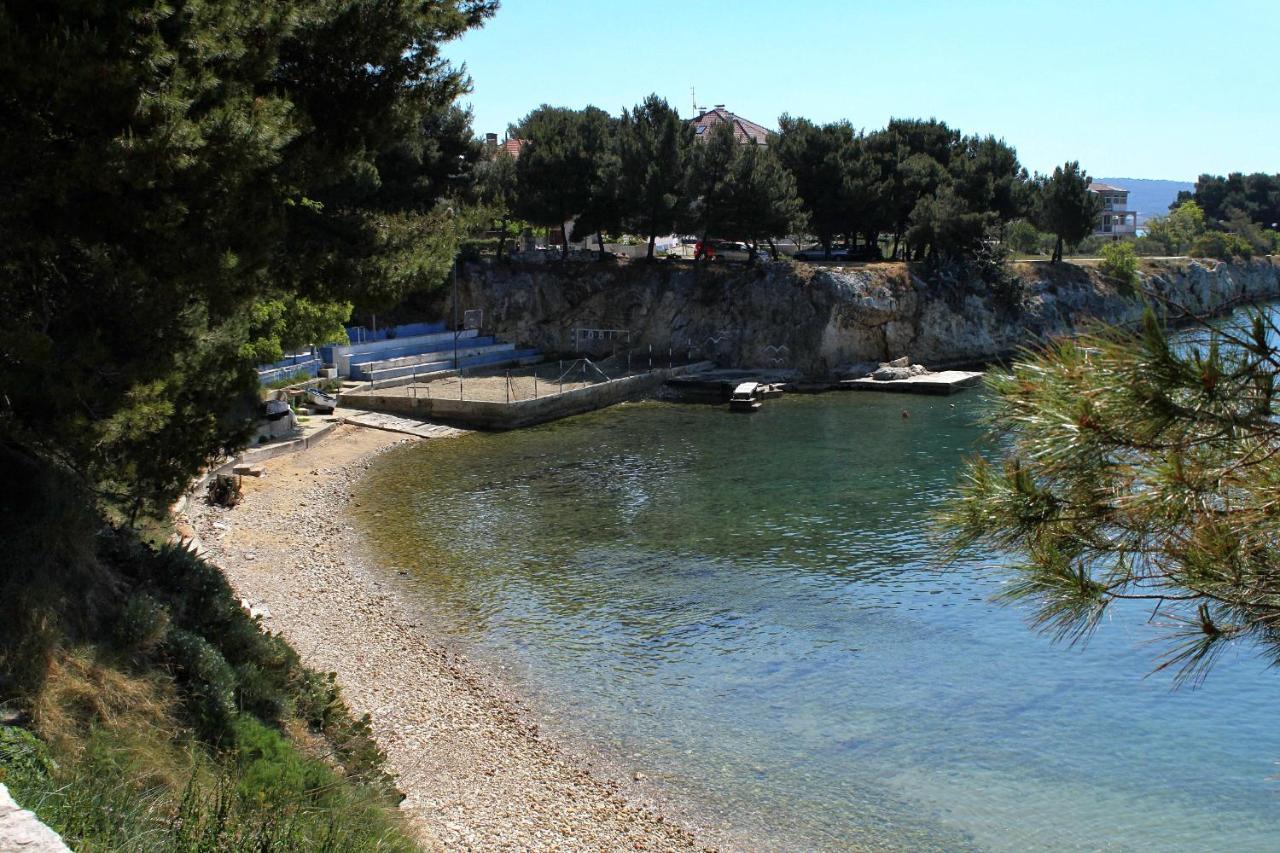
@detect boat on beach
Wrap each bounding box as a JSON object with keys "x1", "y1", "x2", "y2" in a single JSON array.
[{"x1": 306, "y1": 387, "x2": 338, "y2": 412}]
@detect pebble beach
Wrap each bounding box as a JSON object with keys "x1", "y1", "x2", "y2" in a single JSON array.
[{"x1": 181, "y1": 424, "x2": 714, "y2": 852}]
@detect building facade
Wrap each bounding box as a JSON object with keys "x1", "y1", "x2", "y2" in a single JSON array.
[{"x1": 1089, "y1": 183, "x2": 1138, "y2": 238}]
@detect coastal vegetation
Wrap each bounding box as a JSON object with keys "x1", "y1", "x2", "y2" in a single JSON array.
[
  {"x1": 492, "y1": 98, "x2": 1110, "y2": 266},
  {"x1": 0, "y1": 0, "x2": 497, "y2": 846},
  {"x1": 943, "y1": 303, "x2": 1280, "y2": 685}
]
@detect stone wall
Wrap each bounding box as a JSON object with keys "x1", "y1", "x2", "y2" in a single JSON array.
[
  {"x1": 342, "y1": 365, "x2": 706, "y2": 430},
  {"x1": 446, "y1": 257, "x2": 1280, "y2": 376}
]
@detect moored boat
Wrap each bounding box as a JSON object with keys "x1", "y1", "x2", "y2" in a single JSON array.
[{"x1": 729, "y1": 382, "x2": 762, "y2": 412}]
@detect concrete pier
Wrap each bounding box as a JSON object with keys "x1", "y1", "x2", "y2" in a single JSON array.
[{"x1": 841, "y1": 370, "x2": 984, "y2": 395}]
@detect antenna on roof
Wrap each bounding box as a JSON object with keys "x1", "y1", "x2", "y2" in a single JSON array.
[{"x1": 690, "y1": 86, "x2": 698, "y2": 115}]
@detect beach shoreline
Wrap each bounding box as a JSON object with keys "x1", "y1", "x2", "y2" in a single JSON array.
[{"x1": 181, "y1": 423, "x2": 716, "y2": 852}]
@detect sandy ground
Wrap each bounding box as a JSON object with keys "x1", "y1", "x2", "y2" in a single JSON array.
[{"x1": 182, "y1": 424, "x2": 712, "y2": 852}]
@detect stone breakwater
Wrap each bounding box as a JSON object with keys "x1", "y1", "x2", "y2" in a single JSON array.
[
  {"x1": 183, "y1": 425, "x2": 713, "y2": 852},
  {"x1": 446, "y1": 257, "x2": 1280, "y2": 374}
]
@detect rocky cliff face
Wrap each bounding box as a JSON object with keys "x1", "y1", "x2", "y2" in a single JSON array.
[{"x1": 450, "y1": 257, "x2": 1280, "y2": 375}]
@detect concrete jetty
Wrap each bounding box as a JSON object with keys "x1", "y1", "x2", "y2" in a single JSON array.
[{"x1": 840, "y1": 370, "x2": 984, "y2": 395}]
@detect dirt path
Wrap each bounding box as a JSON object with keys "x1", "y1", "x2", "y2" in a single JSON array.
[{"x1": 182, "y1": 425, "x2": 712, "y2": 852}]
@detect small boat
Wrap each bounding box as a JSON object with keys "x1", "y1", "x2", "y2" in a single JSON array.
[
  {"x1": 729, "y1": 382, "x2": 763, "y2": 412},
  {"x1": 306, "y1": 387, "x2": 338, "y2": 412},
  {"x1": 759, "y1": 383, "x2": 785, "y2": 399}
]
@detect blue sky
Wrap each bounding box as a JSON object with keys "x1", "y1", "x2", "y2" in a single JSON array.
[{"x1": 445, "y1": 0, "x2": 1278, "y2": 181}]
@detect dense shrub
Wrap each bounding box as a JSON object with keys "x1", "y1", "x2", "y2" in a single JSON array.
[
  {"x1": 1099, "y1": 241, "x2": 1139, "y2": 294},
  {"x1": 0, "y1": 454, "x2": 410, "y2": 849},
  {"x1": 1189, "y1": 231, "x2": 1255, "y2": 261}
]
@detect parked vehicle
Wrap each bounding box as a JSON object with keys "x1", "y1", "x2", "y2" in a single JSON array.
[
  {"x1": 696, "y1": 240, "x2": 771, "y2": 262},
  {"x1": 792, "y1": 243, "x2": 881, "y2": 262}
]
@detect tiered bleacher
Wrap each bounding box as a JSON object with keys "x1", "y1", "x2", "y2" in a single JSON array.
[
  {"x1": 323, "y1": 321, "x2": 541, "y2": 385},
  {"x1": 256, "y1": 350, "x2": 323, "y2": 386}
]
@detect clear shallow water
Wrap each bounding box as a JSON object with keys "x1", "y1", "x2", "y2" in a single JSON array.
[{"x1": 354, "y1": 392, "x2": 1280, "y2": 851}]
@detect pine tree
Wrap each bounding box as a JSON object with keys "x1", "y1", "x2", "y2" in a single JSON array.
[
  {"x1": 1034, "y1": 161, "x2": 1103, "y2": 262},
  {"x1": 942, "y1": 307, "x2": 1280, "y2": 685},
  {"x1": 618, "y1": 95, "x2": 692, "y2": 260},
  {"x1": 683, "y1": 122, "x2": 741, "y2": 257},
  {"x1": 775, "y1": 116, "x2": 853, "y2": 258},
  {"x1": 511, "y1": 105, "x2": 608, "y2": 260},
  {"x1": 0, "y1": 0, "x2": 496, "y2": 515},
  {"x1": 723, "y1": 143, "x2": 803, "y2": 262}
]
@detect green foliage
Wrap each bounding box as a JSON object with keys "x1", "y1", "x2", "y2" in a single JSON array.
[
  {"x1": 115, "y1": 594, "x2": 172, "y2": 657},
  {"x1": 1189, "y1": 230, "x2": 1255, "y2": 261},
  {"x1": 941, "y1": 308, "x2": 1280, "y2": 685},
  {"x1": 775, "y1": 116, "x2": 856, "y2": 255},
  {"x1": 722, "y1": 142, "x2": 804, "y2": 258},
  {"x1": 512, "y1": 105, "x2": 618, "y2": 259},
  {"x1": 0, "y1": 0, "x2": 495, "y2": 515},
  {"x1": 618, "y1": 95, "x2": 694, "y2": 258},
  {"x1": 683, "y1": 122, "x2": 747, "y2": 245},
  {"x1": 1033, "y1": 162, "x2": 1103, "y2": 262},
  {"x1": 1145, "y1": 200, "x2": 1206, "y2": 255},
  {"x1": 1098, "y1": 241, "x2": 1139, "y2": 293},
  {"x1": 0, "y1": 450, "x2": 408, "y2": 848},
  {"x1": 1004, "y1": 219, "x2": 1052, "y2": 255},
  {"x1": 0, "y1": 726, "x2": 55, "y2": 787},
  {"x1": 1177, "y1": 172, "x2": 1280, "y2": 230},
  {"x1": 166, "y1": 628, "x2": 239, "y2": 741},
  {"x1": 242, "y1": 298, "x2": 353, "y2": 367}
]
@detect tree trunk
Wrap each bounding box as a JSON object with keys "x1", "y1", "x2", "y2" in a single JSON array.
[
  {"x1": 822, "y1": 237, "x2": 831, "y2": 260},
  {"x1": 497, "y1": 214, "x2": 509, "y2": 262},
  {"x1": 767, "y1": 237, "x2": 778, "y2": 258},
  {"x1": 748, "y1": 238, "x2": 758, "y2": 266},
  {"x1": 891, "y1": 231, "x2": 900, "y2": 260},
  {"x1": 596, "y1": 230, "x2": 606, "y2": 261},
  {"x1": 647, "y1": 231, "x2": 656, "y2": 260},
  {"x1": 561, "y1": 220, "x2": 570, "y2": 261},
  {"x1": 1053, "y1": 235, "x2": 1064, "y2": 263}
]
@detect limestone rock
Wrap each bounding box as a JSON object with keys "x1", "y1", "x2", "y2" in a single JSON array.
[
  {"x1": 0, "y1": 783, "x2": 71, "y2": 852},
  {"x1": 447, "y1": 258, "x2": 1280, "y2": 375}
]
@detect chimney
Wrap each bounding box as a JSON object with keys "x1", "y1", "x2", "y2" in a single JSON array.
[{"x1": 485, "y1": 132, "x2": 498, "y2": 151}]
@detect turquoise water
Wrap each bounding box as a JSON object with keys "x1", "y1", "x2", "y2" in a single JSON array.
[{"x1": 355, "y1": 392, "x2": 1280, "y2": 851}]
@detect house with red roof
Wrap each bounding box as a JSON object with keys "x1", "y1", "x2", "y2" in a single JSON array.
[
  {"x1": 484, "y1": 132, "x2": 527, "y2": 159},
  {"x1": 688, "y1": 105, "x2": 772, "y2": 145}
]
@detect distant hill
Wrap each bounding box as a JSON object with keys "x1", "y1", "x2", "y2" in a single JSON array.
[{"x1": 1098, "y1": 178, "x2": 1195, "y2": 224}]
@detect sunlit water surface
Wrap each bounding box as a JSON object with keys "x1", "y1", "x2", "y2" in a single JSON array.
[{"x1": 354, "y1": 392, "x2": 1280, "y2": 851}]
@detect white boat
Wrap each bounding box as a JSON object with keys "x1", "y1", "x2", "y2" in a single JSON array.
[
  {"x1": 729, "y1": 382, "x2": 762, "y2": 412},
  {"x1": 306, "y1": 387, "x2": 338, "y2": 412}
]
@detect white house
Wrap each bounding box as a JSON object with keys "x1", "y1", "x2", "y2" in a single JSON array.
[{"x1": 1089, "y1": 183, "x2": 1137, "y2": 238}]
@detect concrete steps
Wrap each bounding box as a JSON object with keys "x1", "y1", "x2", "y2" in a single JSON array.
[
  {"x1": 333, "y1": 329, "x2": 481, "y2": 375},
  {"x1": 354, "y1": 340, "x2": 515, "y2": 381}
]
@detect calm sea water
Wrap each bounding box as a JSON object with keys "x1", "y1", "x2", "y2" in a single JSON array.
[{"x1": 354, "y1": 392, "x2": 1280, "y2": 851}]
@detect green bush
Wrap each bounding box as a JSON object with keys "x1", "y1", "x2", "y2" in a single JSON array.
[
  {"x1": 1004, "y1": 219, "x2": 1048, "y2": 255},
  {"x1": 115, "y1": 593, "x2": 172, "y2": 657},
  {"x1": 1189, "y1": 231, "x2": 1255, "y2": 261},
  {"x1": 1099, "y1": 241, "x2": 1139, "y2": 294},
  {"x1": 0, "y1": 725, "x2": 54, "y2": 787},
  {"x1": 166, "y1": 629, "x2": 238, "y2": 740},
  {"x1": 2, "y1": 460, "x2": 412, "y2": 850}
]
